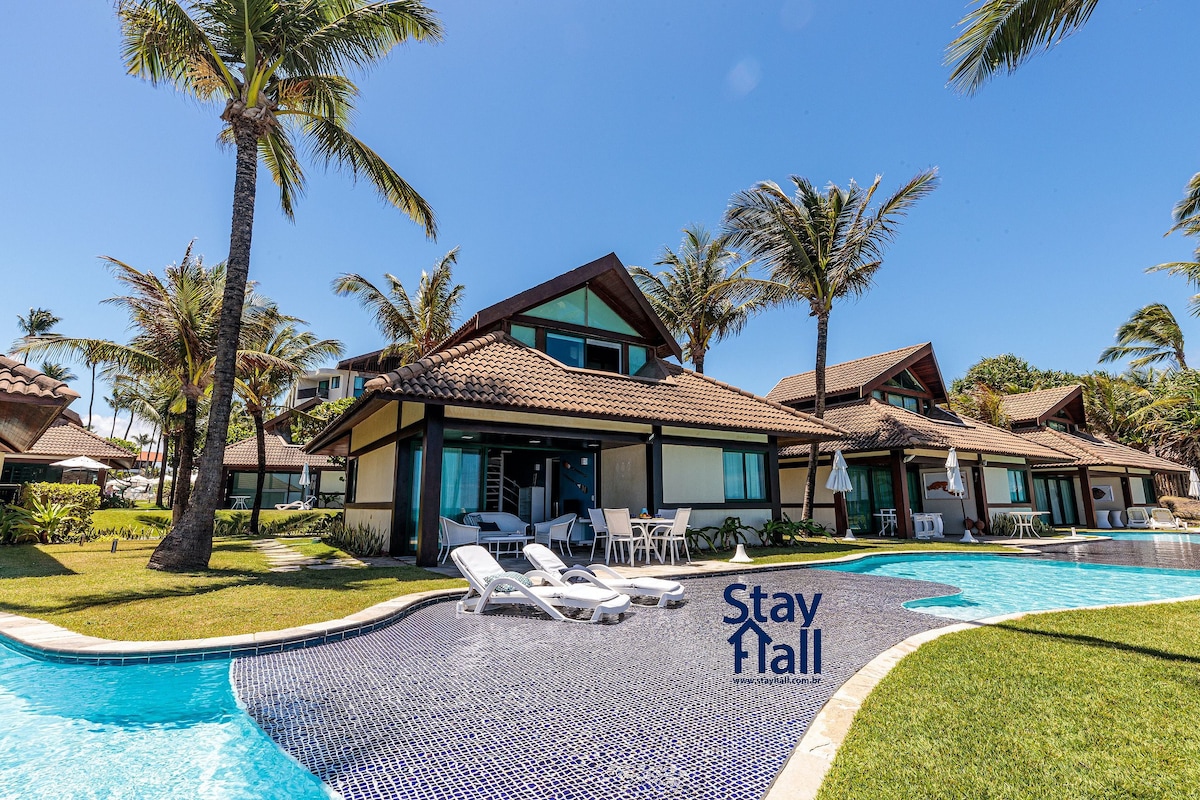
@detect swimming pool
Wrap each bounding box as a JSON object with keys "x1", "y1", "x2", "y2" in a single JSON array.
[
  {"x1": 1085, "y1": 530, "x2": 1200, "y2": 544},
  {"x1": 0, "y1": 641, "x2": 332, "y2": 800},
  {"x1": 816, "y1": 553, "x2": 1200, "y2": 620}
]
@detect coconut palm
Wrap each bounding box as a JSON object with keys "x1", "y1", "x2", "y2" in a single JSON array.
[
  {"x1": 1098, "y1": 303, "x2": 1188, "y2": 371},
  {"x1": 333, "y1": 248, "x2": 465, "y2": 366},
  {"x1": 38, "y1": 362, "x2": 76, "y2": 383},
  {"x1": 724, "y1": 169, "x2": 939, "y2": 520},
  {"x1": 629, "y1": 227, "x2": 767, "y2": 374},
  {"x1": 13, "y1": 308, "x2": 60, "y2": 362},
  {"x1": 945, "y1": 0, "x2": 1102, "y2": 95},
  {"x1": 118, "y1": 0, "x2": 442, "y2": 571},
  {"x1": 235, "y1": 309, "x2": 342, "y2": 534}
]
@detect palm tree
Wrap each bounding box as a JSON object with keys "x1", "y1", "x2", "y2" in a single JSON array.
[
  {"x1": 1098, "y1": 303, "x2": 1188, "y2": 370},
  {"x1": 39, "y1": 362, "x2": 76, "y2": 383},
  {"x1": 629, "y1": 227, "x2": 767, "y2": 374},
  {"x1": 235, "y1": 309, "x2": 342, "y2": 534},
  {"x1": 13, "y1": 308, "x2": 60, "y2": 362},
  {"x1": 945, "y1": 0, "x2": 1102, "y2": 95},
  {"x1": 118, "y1": 0, "x2": 442, "y2": 572},
  {"x1": 333, "y1": 248, "x2": 465, "y2": 366},
  {"x1": 724, "y1": 169, "x2": 939, "y2": 520}
]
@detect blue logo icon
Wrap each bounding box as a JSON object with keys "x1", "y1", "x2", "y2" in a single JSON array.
[{"x1": 723, "y1": 583, "x2": 822, "y2": 676}]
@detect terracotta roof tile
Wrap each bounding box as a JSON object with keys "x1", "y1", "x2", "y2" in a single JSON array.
[
  {"x1": 224, "y1": 433, "x2": 339, "y2": 470},
  {"x1": 779, "y1": 399, "x2": 1069, "y2": 461},
  {"x1": 999, "y1": 385, "x2": 1082, "y2": 424},
  {"x1": 364, "y1": 332, "x2": 841, "y2": 440},
  {"x1": 766, "y1": 344, "x2": 929, "y2": 405},
  {"x1": 0, "y1": 355, "x2": 80, "y2": 401},
  {"x1": 24, "y1": 420, "x2": 136, "y2": 465},
  {"x1": 1016, "y1": 427, "x2": 1189, "y2": 473}
]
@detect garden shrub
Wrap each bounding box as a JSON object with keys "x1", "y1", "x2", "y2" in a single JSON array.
[
  {"x1": 322, "y1": 520, "x2": 386, "y2": 557},
  {"x1": 20, "y1": 483, "x2": 100, "y2": 540}
]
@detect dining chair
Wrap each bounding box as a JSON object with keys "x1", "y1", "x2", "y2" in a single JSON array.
[
  {"x1": 603, "y1": 508, "x2": 648, "y2": 565},
  {"x1": 650, "y1": 507, "x2": 691, "y2": 565},
  {"x1": 587, "y1": 507, "x2": 608, "y2": 560}
]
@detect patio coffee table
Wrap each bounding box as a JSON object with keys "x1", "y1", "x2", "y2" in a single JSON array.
[
  {"x1": 479, "y1": 534, "x2": 531, "y2": 558},
  {"x1": 230, "y1": 496, "x2": 250, "y2": 510}
]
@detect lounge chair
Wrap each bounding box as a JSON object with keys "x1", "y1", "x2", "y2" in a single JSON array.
[
  {"x1": 523, "y1": 543, "x2": 685, "y2": 608},
  {"x1": 1126, "y1": 507, "x2": 1152, "y2": 528},
  {"x1": 439, "y1": 517, "x2": 480, "y2": 564},
  {"x1": 451, "y1": 545, "x2": 630, "y2": 623},
  {"x1": 1149, "y1": 508, "x2": 1184, "y2": 530},
  {"x1": 533, "y1": 513, "x2": 577, "y2": 554},
  {"x1": 274, "y1": 496, "x2": 315, "y2": 511}
]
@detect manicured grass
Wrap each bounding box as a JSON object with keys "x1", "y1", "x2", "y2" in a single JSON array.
[
  {"x1": 817, "y1": 601, "x2": 1200, "y2": 800},
  {"x1": 0, "y1": 539, "x2": 463, "y2": 641},
  {"x1": 90, "y1": 507, "x2": 339, "y2": 532},
  {"x1": 278, "y1": 537, "x2": 355, "y2": 560},
  {"x1": 719, "y1": 538, "x2": 1013, "y2": 565}
]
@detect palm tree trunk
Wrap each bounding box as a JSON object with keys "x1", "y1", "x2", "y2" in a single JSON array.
[
  {"x1": 110, "y1": 406, "x2": 118, "y2": 438},
  {"x1": 1177, "y1": 348, "x2": 1188, "y2": 371},
  {"x1": 155, "y1": 430, "x2": 168, "y2": 508},
  {"x1": 150, "y1": 120, "x2": 259, "y2": 571},
  {"x1": 172, "y1": 393, "x2": 199, "y2": 522},
  {"x1": 87, "y1": 362, "x2": 96, "y2": 430},
  {"x1": 167, "y1": 434, "x2": 182, "y2": 508},
  {"x1": 694, "y1": 348, "x2": 706, "y2": 375},
  {"x1": 249, "y1": 407, "x2": 267, "y2": 536},
  {"x1": 801, "y1": 310, "x2": 830, "y2": 521},
  {"x1": 124, "y1": 413, "x2": 135, "y2": 440}
]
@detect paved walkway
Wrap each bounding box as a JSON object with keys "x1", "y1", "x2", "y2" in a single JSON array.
[
  {"x1": 253, "y1": 539, "x2": 409, "y2": 572},
  {"x1": 233, "y1": 568, "x2": 959, "y2": 800}
]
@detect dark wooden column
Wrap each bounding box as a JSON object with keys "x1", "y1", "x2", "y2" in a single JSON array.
[
  {"x1": 1078, "y1": 467, "x2": 1097, "y2": 529},
  {"x1": 390, "y1": 439, "x2": 414, "y2": 557},
  {"x1": 1119, "y1": 474, "x2": 1133, "y2": 510},
  {"x1": 646, "y1": 425, "x2": 663, "y2": 514},
  {"x1": 973, "y1": 465, "x2": 990, "y2": 527},
  {"x1": 767, "y1": 436, "x2": 782, "y2": 521},
  {"x1": 1024, "y1": 467, "x2": 1037, "y2": 510},
  {"x1": 416, "y1": 404, "x2": 445, "y2": 567},
  {"x1": 889, "y1": 451, "x2": 912, "y2": 539},
  {"x1": 834, "y1": 493, "x2": 849, "y2": 536}
]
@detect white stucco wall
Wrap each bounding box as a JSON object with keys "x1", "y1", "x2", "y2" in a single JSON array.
[
  {"x1": 600, "y1": 444, "x2": 646, "y2": 512},
  {"x1": 983, "y1": 467, "x2": 1014, "y2": 504},
  {"x1": 1089, "y1": 475, "x2": 1124, "y2": 513},
  {"x1": 355, "y1": 444, "x2": 395, "y2": 504},
  {"x1": 661, "y1": 444, "x2": 725, "y2": 504},
  {"x1": 779, "y1": 465, "x2": 835, "y2": 506}
]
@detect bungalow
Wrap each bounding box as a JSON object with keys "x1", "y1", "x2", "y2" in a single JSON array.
[
  {"x1": 0, "y1": 356, "x2": 82, "y2": 500},
  {"x1": 999, "y1": 385, "x2": 1190, "y2": 527},
  {"x1": 221, "y1": 405, "x2": 344, "y2": 509},
  {"x1": 1, "y1": 410, "x2": 136, "y2": 489},
  {"x1": 767, "y1": 344, "x2": 1070, "y2": 537},
  {"x1": 306, "y1": 253, "x2": 841, "y2": 565}
]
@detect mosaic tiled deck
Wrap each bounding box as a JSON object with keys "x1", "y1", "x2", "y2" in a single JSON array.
[
  {"x1": 232, "y1": 569, "x2": 958, "y2": 800},
  {"x1": 1037, "y1": 535, "x2": 1200, "y2": 570}
]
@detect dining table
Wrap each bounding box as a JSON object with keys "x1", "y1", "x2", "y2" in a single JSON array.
[
  {"x1": 1008, "y1": 510, "x2": 1049, "y2": 539},
  {"x1": 627, "y1": 516, "x2": 673, "y2": 565}
]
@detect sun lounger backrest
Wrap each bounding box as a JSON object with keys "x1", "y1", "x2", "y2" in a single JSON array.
[
  {"x1": 452, "y1": 545, "x2": 506, "y2": 586},
  {"x1": 1151, "y1": 508, "x2": 1177, "y2": 525},
  {"x1": 525, "y1": 543, "x2": 568, "y2": 575}
]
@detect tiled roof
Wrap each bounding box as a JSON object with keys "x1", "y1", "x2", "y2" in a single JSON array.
[
  {"x1": 23, "y1": 419, "x2": 136, "y2": 465},
  {"x1": 224, "y1": 433, "x2": 339, "y2": 470},
  {"x1": 998, "y1": 385, "x2": 1082, "y2": 424},
  {"x1": 363, "y1": 332, "x2": 841, "y2": 440},
  {"x1": 1017, "y1": 427, "x2": 1190, "y2": 473},
  {"x1": 766, "y1": 344, "x2": 929, "y2": 405},
  {"x1": 779, "y1": 399, "x2": 1070, "y2": 461},
  {"x1": 0, "y1": 355, "x2": 80, "y2": 401}
]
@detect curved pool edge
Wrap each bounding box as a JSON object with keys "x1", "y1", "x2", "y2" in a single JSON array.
[
  {"x1": 763, "y1": 590, "x2": 1200, "y2": 800},
  {"x1": 0, "y1": 587, "x2": 465, "y2": 665}
]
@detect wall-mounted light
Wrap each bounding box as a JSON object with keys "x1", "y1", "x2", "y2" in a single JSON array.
[{"x1": 903, "y1": 455, "x2": 916, "y2": 463}]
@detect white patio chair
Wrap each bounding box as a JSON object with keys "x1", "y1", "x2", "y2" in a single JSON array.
[
  {"x1": 439, "y1": 517, "x2": 480, "y2": 564},
  {"x1": 534, "y1": 513, "x2": 576, "y2": 550},
  {"x1": 1126, "y1": 507, "x2": 1152, "y2": 528},
  {"x1": 274, "y1": 496, "x2": 316, "y2": 511},
  {"x1": 649, "y1": 507, "x2": 692, "y2": 565},
  {"x1": 523, "y1": 543, "x2": 685, "y2": 608},
  {"x1": 655, "y1": 508, "x2": 677, "y2": 520},
  {"x1": 587, "y1": 507, "x2": 608, "y2": 560},
  {"x1": 451, "y1": 545, "x2": 629, "y2": 623},
  {"x1": 603, "y1": 508, "x2": 650, "y2": 565},
  {"x1": 1149, "y1": 508, "x2": 1183, "y2": 530}
]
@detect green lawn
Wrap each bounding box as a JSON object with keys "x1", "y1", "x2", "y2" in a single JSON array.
[
  {"x1": 0, "y1": 539, "x2": 463, "y2": 641},
  {"x1": 91, "y1": 507, "x2": 340, "y2": 532},
  {"x1": 719, "y1": 537, "x2": 1013, "y2": 565},
  {"x1": 817, "y1": 601, "x2": 1200, "y2": 800},
  {"x1": 278, "y1": 537, "x2": 355, "y2": 560}
]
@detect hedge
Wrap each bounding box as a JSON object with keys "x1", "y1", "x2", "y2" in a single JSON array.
[{"x1": 20, "y1": 482, "x2": 101, "y2": 538}]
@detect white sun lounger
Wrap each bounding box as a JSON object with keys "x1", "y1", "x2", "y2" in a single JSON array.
[
  {"x1": 523, "y1": 543, "x2": 685, "y2": 608},
  {"x1": 1149, "y1": 508, "x2": 1184, "y2": 530},
  {"x1": 1126, "y1": 507, "x2": 1151, "y2": 528},
  {"x1": 451, "y1": 545, "x2": 630, "y2": 623}
]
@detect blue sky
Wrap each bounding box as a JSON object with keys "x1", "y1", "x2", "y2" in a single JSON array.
[{"x1": 2, "y1": 0, "x2": 1198, "y2": 426}]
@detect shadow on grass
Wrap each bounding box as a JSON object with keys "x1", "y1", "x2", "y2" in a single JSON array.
[
  {"x1": 992, "y1": 621, "x2": 1200, "y2": 667},
  {"x1": 0, "y1": 546, "x2": 76, "y2": 579}
]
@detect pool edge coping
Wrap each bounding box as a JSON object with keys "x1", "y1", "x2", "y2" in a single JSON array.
[{"x1": 763, "y1": 591, "x2": 1200, "y2": 800}]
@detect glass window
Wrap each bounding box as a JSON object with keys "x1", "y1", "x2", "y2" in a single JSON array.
[
  {"x1": 585, "y1": 340, "x2": 621, "y2": 372},
  {"x1": 345, "y1": 458, "x2": 357, "y2": 503},
  {"x1": 1008, "y1": 469, "x2": 1029, "y2": 503},
  {"x1": 871, "y1": 390, "x2": 883, "y2": 400},
  {"x1": 545, "y1": 332, "x2": 585, "y2": 367},
  {"x1": 441, "y1": 447, "x2": 483, "y2": 518},
  {"x1": 1142, "y1": 477, "x2": 1157, "y2": 503},
  {"x1": 723, "y1": 451, "x2": 766, "y2": 501},
  {"x1": 331, "y1": 376, "x2": 340, "y2": 389},
  {"x1": 902, "y1": 395, "x2": 919, "y2": 412},
  {"x1": 583, "y1": 289, "x2": 639, "y2": 335},
  {"x1": 353, "y1": 375, "x2": 367, "y2": 398},
  {"x1": 510, "y1": 324, "x2": 537, "y2": 347},
  {"x1": 628, "y1": 345, "x2": 649, "y2": 376},
  {"x1": 318, "y1": 379, "x2": 329, "y2": 391},
  {"x1": 1047, "y1": 420, "x2": 1068, "y2": 432},
  {"x1": 887, "y1": 393, "x2": 905, "y2": 408},
  {"x1": 231, "y1": 470, "x2": 305, "y2": 508},
  {"x1": 884, "y1": 369, "x2": 924, "y2": 392},
  {"x1": 525, "y1": 288, "x2": 639, "y2": 336}
]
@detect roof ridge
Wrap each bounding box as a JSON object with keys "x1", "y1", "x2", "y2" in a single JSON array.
[
  {"x1": 774, "y1": 342, "x2": 929, "y2": 383},
  {"x1": 365, "y1": 332, "x2": 508, "y2": 391}
]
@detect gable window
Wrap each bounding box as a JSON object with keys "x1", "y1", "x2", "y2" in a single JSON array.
[
  {"x1": 628, "y1": 345, "x2": 649, "y2": 376},
  {"x1": 723, "y1": 450, "x2": 766, "y2": 501},
  {"x1": 586, "y1": 340, "x2": 621, "y2": 372},
  {"x1": 1047, "y1": 420, "x2": 1068, "y2": 432},
  {"x1": 510, "y1": 323, "x2": 537, "y2": 347},
  {"x1": 884, "y1": 369, "x2": 924, "y2": 393},
  {"x1": 545, "y1": 331, "x2": 624, "y2": 373},
  {"x1": 1007, "y1": 469, "x2": 1029, "y2": 503},
  {"x1": 876, "y1": 390, "x2": 920, "y2": 413},
  {"x1": 545, "y1": 332, "x2": 585, "y2": 367},
  {"x1": 525, "y1": 287, "x2": 639, "y2": 336}
]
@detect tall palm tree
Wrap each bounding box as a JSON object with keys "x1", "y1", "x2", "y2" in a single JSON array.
[
  {"x1": 725, "y1": 169, "x2": 939, "y2": 520},
  {"x1": 945, "y1": 0, "x2": 1101, "y2": 95},
  {"x1": 1098, "y1": 303, "x2": 1188, "y2": 371},
  {"x1": 333, "y1": 248, "x2": 465, "y2": 366},
  {"x1": 629, "y1": 227, "x2": 767, "y2": 374},
  {"x1": 13, "y1": 308, "x2": 60, "y2": 362},
  {"x1": 235, "y1": 309, "x2": 342, "y2": 534},
  {"x1": 39, "y1": 362, "x2": 76, "y2": 383},
  {"x1": 118, "y1": 0, "x2": 442, "y2": 572}
]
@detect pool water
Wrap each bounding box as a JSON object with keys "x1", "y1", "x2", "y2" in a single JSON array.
[
  {"x1": 816, "y1": 553, "x2": 1200, "y2": 621},
  {"x1": 1086, "y1": 530, "x2": 1200, "y2": 544},
  {"x1": 0, "y1": 642, "x2": 332, "y2": 800}
]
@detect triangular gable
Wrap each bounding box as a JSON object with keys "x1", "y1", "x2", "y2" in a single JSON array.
[
  {"x1": 1000, "y1": 385, "x2": 1086, "y2": 427},
  {"x1": 438, "y1": 253, "x2": 684, "y2": 359},
  {"x1": 767, "y1": 343, "x2": 947, "y2": 406}
]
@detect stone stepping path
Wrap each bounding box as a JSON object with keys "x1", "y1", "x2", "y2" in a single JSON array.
[{"x1": 254, "y1": 539, "x2": 368, "y2": 572}]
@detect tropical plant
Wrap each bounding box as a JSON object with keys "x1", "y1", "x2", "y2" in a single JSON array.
[
  {"x1": 1079, "y1": 371, "x2": 1154, "y2": 446},
  {"x1": 724, "y1": 169, "x2": 939, "y2": 520},
  {"x1": 687, "y1": 516, "x2": 755, "y2": 552},
  {"x1": 235, "y1": 308, "x2": 342, "y2": 534},
  {"x1": 20, "y1": 498, "x2": 80, "y2": 545},
  {"x1": 1132, "y1": 370, "x2": 1200, "y2": 468},
  {"x1": 949, "y1": 382, "x2": 1012, "y2": 428},
  {"x1": 1099, "y1": 303, "x2": 1188, "y2": 370},
  {"x1": 950, "y1": 353, "x2": 1080, "y2": 395},
  {"x1": 333, "y1": 248, "x2": 465, "y2": 366},
  {"x1": 0, "y1": 505, "x2": 33, "y2": 545},
  {"x1": 117, "y1": 0, "x2": 442, "y2": 572},
  {"x1": 629, "y1": 226, "x2": 766, "y2": 373},
  {"x1": 38, "y1": 362, "x2": 77, "y2": 383},
  {"x1": 322, "y1": 518, "x2": 386, "y2": 556},
  {"x1": 291, "y1": 397, "x2": 356, "y2": 445},
  {"x1": 12, "y1": 308, "x2": 60, "y2": 363}
]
